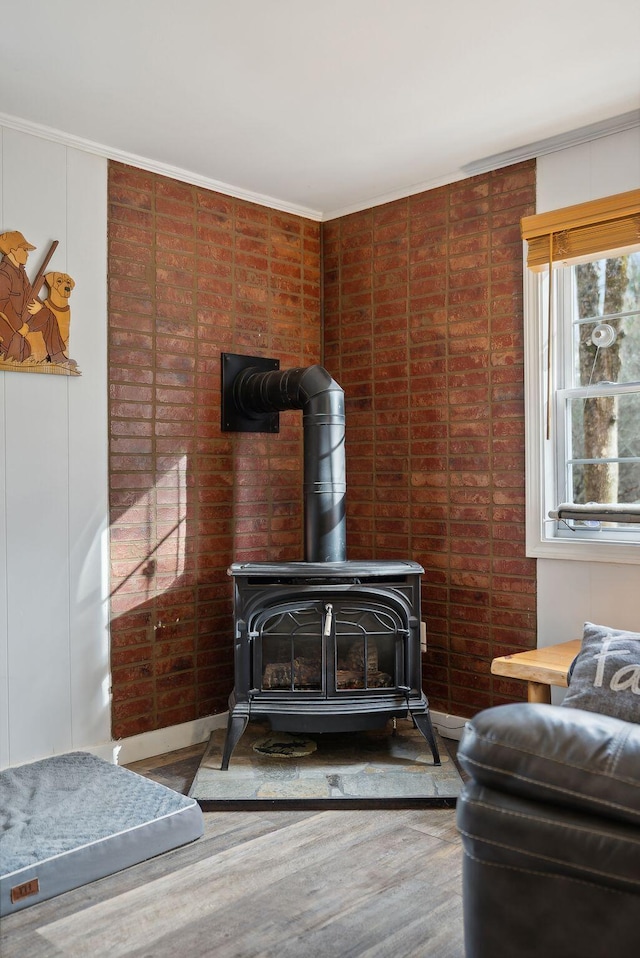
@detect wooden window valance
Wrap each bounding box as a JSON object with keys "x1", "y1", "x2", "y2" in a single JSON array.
[{"x1": 521, "y1": 188, "x2": 640, "y2": 270}]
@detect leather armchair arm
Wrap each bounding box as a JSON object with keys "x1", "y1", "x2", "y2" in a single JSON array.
[{"x1": 458, "y1": 702, "x2": 640, "y2": 826}]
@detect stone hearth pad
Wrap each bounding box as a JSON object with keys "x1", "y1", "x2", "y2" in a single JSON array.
[{"x1": 189, "y1": 720, "x2": 462, "y2": 807}]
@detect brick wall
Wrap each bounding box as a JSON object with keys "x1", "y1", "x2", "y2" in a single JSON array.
[
  {"x1": 108, "y1": 162, "x2": 321, "y2": 738},
  {"x1": 322, "y1": 161, "x2": 537, "y2": 718},
  {"x1": 108, "y1": 158, "x2": 537, "y2": 738}
]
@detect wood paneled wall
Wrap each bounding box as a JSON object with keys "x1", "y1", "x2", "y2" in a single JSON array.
[{"x1": 0, "y1": 126, "x2": 109, "y2": 767}]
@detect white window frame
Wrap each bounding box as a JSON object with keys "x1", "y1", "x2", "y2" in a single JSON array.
[{"x1": 524, "y1": 254, "x2": 640, "y2": 565}]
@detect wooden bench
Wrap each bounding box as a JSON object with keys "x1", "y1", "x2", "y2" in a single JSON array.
[{"x1": 491, "y1": 639, "x2": 581, "y2": 704}]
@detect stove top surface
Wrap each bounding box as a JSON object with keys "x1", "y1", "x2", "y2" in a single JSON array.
[{"x1": 228, "y1": 559, "x2": 424, "y2": 578}]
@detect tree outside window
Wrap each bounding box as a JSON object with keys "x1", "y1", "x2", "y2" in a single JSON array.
[{"x1": 561, "y1": 251, "x2": 640, "y2": 528}]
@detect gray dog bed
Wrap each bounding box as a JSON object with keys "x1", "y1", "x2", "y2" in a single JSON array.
[{"x1": 0, "y1": 752, "x2": 203, "y2": 915}]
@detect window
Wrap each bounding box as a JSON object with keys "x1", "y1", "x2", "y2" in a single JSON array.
[
  {"x1": 555, "y1": 255, "x2": 640, "y2": 535},
  {"x1": 522, "y1": 189, "x2": 640, "y2": 562}
]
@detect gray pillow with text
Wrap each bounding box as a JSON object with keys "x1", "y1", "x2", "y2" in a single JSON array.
[{"x1": 562, "y1": 622, "x2": 640, "y2": 723}]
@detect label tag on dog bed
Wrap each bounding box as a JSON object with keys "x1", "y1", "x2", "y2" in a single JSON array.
[{"x1": 11, "y1": 878, "x2": 39, "y2": 903}]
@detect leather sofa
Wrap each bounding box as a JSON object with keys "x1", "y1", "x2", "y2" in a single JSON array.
[{"x1": 455, "y1": 702, "x2": 640, "y2": 958}]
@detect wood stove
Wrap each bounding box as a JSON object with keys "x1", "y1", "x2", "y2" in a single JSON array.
[
  {"x1": 220, "y1": 354, "x2": 440, "y2": 768},
  {"x1": 222, "y1": 559, "x2": 440, "y2": 768}
]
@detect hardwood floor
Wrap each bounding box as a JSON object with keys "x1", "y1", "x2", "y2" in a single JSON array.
[{"x1": 0, "y1": 743, "x2": 465, "y2": 958}]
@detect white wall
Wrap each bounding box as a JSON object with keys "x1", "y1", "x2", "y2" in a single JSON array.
[
  {"x1": 0, "y1": 126, "x2": 110, "y2": 768},
  {"x1": 535, "y1": 127, "x2": 640, "y2": 656}
]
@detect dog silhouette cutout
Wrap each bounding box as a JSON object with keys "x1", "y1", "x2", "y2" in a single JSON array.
[{"x1": 27, "y1": 271, "x2": 75, "y2": 363}]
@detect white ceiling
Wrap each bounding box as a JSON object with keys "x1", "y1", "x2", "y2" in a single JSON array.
[{"x1": 1, "y1": 0, "x2": 639, "y2": 219}]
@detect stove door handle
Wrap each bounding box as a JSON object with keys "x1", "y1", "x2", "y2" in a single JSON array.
[{"x1": 323, "y1": 603, "x2": 333, "y2": 637}]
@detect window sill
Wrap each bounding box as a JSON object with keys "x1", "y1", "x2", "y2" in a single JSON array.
[{"x1": 527, "y1": 534, "x2": 640, "y2": 565}]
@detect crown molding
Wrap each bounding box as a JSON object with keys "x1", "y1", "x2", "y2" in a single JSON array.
[
  {"x1": 0, "y1": 111, "x2": 323, "y2": 222},
  {"x1": 463, "y1": 110, "x2": 640, "y2": 176},
  {"x1": 3, "y1": 108, "x2": 638, "y2": 224},
  {"x1": 321, "y1": 170, "x2": 470, "y2": 222},
  {"x1": 319, "y1": 111, "x2": 640, "y2": 220}
]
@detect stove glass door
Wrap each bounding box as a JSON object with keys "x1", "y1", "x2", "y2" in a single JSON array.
[
  {"x1": 334, "y1": 603, "x2": 403, "y2": 691},
  {"x1": 253, "y1": 596, "x2": 407, "y2": 696},
  {"x1": 258, "y1": 604, "x2": 324, "y2": 692}
]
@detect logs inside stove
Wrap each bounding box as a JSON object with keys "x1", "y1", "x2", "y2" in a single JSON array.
[{"x1": 220, "y1": 354, "x2": 440, "y2": 768}]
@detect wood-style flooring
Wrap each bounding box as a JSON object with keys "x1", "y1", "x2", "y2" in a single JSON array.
[{"x1": 0, "y1": 743, "x2": 465, "y2": 958}]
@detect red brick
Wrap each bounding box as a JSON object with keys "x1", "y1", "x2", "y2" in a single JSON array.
[
  {"x1": 110, "y1": 163, "x2": 155, "y2": 192},
  {"x1": 325, "y1": 161, "x2": 536, "y2": 719},
  {"x1": 108, "y1": 160, "x2": 322, "y2": 740},
  {"x1": 107, "y1": 157, "x2": 536, "y2": 739}
]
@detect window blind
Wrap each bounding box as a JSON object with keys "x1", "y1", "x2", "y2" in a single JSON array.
[
  {"x1": 549, "y1": 503, "x2": 640, "y2": 525},
  {"x1": 521, "y1": 188, "x2": 640, "y2": 270}
]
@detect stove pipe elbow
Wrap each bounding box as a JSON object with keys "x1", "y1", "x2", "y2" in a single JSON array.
[{"x1": 234, "y1": 364, "x2": 346, "y2": 562}]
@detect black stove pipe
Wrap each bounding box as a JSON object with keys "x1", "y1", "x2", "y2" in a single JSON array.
[{"x1": 233, "y1": 364, "x2": 346, "y2": 562}]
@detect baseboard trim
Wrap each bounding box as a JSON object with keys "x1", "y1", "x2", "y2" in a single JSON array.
[
  {"x1": 430, "y1": 710, "x2": 468, "y2": 742},
  {"x1": 80, "y1": 715, "x2": 227, "y2": 766},
  {"x1": 85, "y1": 708, "x2": 467, "y2": 766}
]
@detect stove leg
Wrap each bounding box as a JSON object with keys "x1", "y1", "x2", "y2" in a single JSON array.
[
  {"x1": 412, "y1": 712, "x2": 441, "y2": 765},
  {"x1": 220, "y1": 710, "x2": 249, "y2": 770}
]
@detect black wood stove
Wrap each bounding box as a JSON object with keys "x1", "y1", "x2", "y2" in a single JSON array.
[{"x1": 220, "y1": 354, "x2": 440, "y2": 769}]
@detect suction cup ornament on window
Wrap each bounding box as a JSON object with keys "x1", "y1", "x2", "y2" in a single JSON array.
[{"x1": 591, "y1": 323, "x2": 617, "y2": 348}]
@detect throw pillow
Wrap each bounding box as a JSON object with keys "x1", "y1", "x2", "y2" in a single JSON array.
[{"x1": 562, "y1": 622, "x2": 640, "y2": 722}]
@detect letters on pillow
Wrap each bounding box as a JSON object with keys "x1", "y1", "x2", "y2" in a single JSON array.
[
  {"x1": 562, "y1": 622, "x2": 640, "y2": 723},
  {"x1": 563, "y1": 622, "x2": 640, "y2": 722}
]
